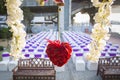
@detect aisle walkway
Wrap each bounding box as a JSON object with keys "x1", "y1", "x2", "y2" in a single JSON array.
[
  {"x1": 56, "y1": 58, "x2": 101, "y2": 80},
  {"x1": 0, "y1": 58, "x2": 101, "y2": 80}
]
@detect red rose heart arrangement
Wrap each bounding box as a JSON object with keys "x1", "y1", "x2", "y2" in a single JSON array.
[{"x1": 46, "y1": 40, "x2": 72, "y2": 67}]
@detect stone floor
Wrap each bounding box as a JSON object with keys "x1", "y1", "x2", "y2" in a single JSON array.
[
  {"x1": 0, "y1": 58, "x2": 101, "y2": 80},
  {"x1": 56, "y1": 58, "x2": 101, "y2": 80}
]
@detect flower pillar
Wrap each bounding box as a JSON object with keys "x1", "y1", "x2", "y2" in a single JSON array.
[
  {"x1": 6, "y1": 0, "x2": 26, "y2": 59},
  {"x1": 87, "y1": 0, "x2": 113, "y2": 61}
]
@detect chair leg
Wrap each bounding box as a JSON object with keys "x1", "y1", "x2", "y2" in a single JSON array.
[
  {"x1": 102, "y1": 75, "x2": 105, "y2": 80},
  {"x1": 13, "y1": 75, "x2": 15, "y2": 80},
  {"x1": 96, "y1": 69, "x2": 99, "y2": 76}
]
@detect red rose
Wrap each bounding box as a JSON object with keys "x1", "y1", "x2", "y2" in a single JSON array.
[{"x1": 46, "y1": 40, "x2": 72, "y2": 67}]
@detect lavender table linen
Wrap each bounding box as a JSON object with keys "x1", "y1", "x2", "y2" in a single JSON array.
[
  {"x1": 75, "y1": 53, "x2": 83, "y2": 56},
  {"x1": 2, "y1": 54, "x2": 10, "y2": 57},
  {"x1": 25, "y1": 46, "x2": 29, "y2": 48},
  {"x1": 73, "y1": 49, "x2": 79, "y2": 52},
  {"x1": 45, "y1": 54, "x2": 48, "y2": 58},
  {"x1": 24, "y1": 54, "x2": 30, "y2": 57},
  {"x1": 34, "y1": 54, "x2": 41, "y2": 58},
  {"x1": 28, "y1": 49, "x2": 34, "y2": 52},
  {"x1": 38, "y1": 49, "x2": 44, "y2": 52},
  {"x1": 109, "y1": 53, "x2": 116, "y2": 56}
]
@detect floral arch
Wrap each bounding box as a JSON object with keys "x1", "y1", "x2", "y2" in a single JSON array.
[{"x1": 6, "y1": 0, "x2": 113, "y2": 63}]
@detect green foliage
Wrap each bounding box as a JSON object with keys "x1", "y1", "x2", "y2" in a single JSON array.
[
  {"x1": 0, "y1": 0, "x2": 7, "y2": 15},
  {"x1": 0, "y1": 27, "x2": 12, "y2": 39},
  {"x1": 0, "y1": 46, "x2": 4, "y2": 51}
]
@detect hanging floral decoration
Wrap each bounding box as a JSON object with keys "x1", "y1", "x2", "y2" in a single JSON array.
[
  {"x1": 36, "y1": 0, "x2": 45, "y2": 6},
  {"x1": 53, "y1": 0, "x2": 64, "y2": 6},
  {"x1": 46, "y1": 40, "x2": 72, "y2": 67},
  {"x1": 86, "y1": 0, "x2": 113, "y2": 61},
  {"x1": 36, "y1": 0, "x2": 64, "y2": 6},
  {"x1": 44, "y1": 0, "x2": 48, "y2": 2},
  {"x1": 6, "y1": 0, "x2": 26, "y2": 59}
]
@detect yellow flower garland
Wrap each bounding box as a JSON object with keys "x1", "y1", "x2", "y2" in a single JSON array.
[
  {"x1": 87, "y1": 0, "x2": 113, "y2": 62},
  {"x1": 6, "y1": 0, "x2": 26, "y2": 59}
]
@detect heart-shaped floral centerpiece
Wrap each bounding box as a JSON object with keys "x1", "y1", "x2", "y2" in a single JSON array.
[{"x1": 46, "y1": 40, "x2": 72, "y2": 67}]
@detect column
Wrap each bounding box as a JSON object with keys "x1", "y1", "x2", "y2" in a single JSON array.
[
  {"x1": 64, "y1": 0, "x2": 71, "y2": 30},
  {"x1": 58, "y1": 6, "x2": 64, "y2": 40}
]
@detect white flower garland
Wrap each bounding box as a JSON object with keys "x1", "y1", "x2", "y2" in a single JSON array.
[
  {"x1": 87, "y1": 0, "x2": 113, "y2": 62},
  {"x1": 6, "y1": 0, "x2": 26, "y2": 59}
]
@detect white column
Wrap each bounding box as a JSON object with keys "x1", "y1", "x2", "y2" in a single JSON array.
[
  {"x1": 58, "y1": 6, "x2": 64, "y2": 40},
  {"x1": 64, "y1": 0, "x2": 71, "y2": 30}
]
